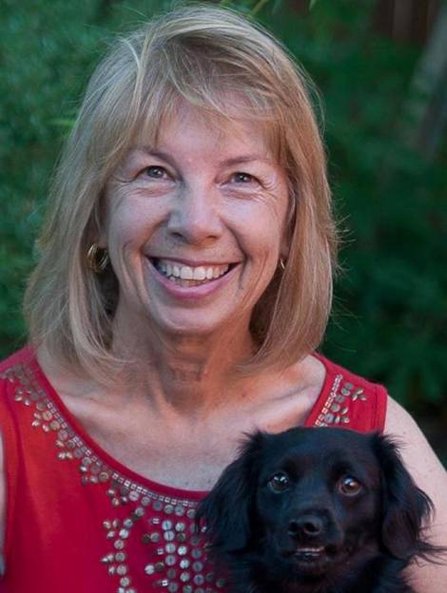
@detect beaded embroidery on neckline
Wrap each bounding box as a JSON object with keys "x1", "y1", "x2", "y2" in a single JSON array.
[
  {"x1": 1, "y1": 359, "x2": 367, "y2": 593},
  {"x1": 2, "y1": 362, "x2": 217, "y2": 593},
  {"x1": 2, "y1": 362, "x2": 198, "y2": 503},
  {"x1": 1, "y1": 359, "x2": 367, "y2": 493},
  {"x1": 314, "y1": 372, "x2": 368, "y2": 426}
]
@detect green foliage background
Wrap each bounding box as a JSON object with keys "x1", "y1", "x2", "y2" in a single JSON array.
[{"x1": 1, "y1": 1, "x2": 446, "y2": 454}]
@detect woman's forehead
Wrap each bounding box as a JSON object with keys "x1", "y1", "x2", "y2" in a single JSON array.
[{"x1": 132, "y1": 98, "x2": 283, "y2": 164}]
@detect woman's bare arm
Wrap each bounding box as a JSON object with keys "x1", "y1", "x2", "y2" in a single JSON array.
[{"x1": 385, "y1": 397, "x2": 447, "y2": 593}]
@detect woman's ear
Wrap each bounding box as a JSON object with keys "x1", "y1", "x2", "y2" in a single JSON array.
[
  {"x1": 280, "y1": 225, "x2": 290, "y2": 259},
  {"x1": 96, "y1": 234, "x2": 108, "y2": 250},
  {"x1": 279, "y1": 186, "x2": 297, "y2": 262},
  {"x1": 94, "y1": 218, "x2": 108, "y2": 249},
  {"x1": 92, "y1": 191, "x2": 109, "y2": 249},
  {"x1": 196, "y1": 432, "x2": 266, "y2": 553}
]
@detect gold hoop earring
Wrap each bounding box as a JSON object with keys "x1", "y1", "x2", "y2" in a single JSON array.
[
  {"x1": 86, "y1": 243, "x2": 109, "y2": 273},
  {"x1": 279, "y1": 258, "x2": 286, "y2": 271}
]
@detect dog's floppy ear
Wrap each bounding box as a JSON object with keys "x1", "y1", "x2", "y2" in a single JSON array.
[
  {"x1": 196, "y1": 431, "x2": 266, "y2": 553},
  {"x1": 374, "y1": 433, "x2": 433, "y2": 560}
]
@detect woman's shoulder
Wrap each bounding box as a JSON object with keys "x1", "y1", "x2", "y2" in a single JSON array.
[
  {"x1": 316, "y1": 354, "x2": 385, "y2": 391},
  {"x1": 0, "y1": 345, "x2": 34, "y2": 375},
  {"x1": 0, "y1": 346, "x2": 47, "y2": 413}
]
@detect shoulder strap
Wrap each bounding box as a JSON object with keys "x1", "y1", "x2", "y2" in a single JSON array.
[{"x1": 306, "y1": 356, "x2": 388, "y2": 432}]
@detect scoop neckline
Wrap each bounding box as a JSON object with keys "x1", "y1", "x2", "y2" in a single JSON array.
[{"x1": 24, "y1": 347, "x2": 335, "y2": 500}]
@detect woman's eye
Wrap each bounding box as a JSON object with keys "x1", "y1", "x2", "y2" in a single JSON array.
[
  {"x1": 338, "y1": 475, "x2": 363, "y2": 497},
  {"x1": 232, "y1": 172, "x2": 256, "y2": 184},
  {"x1": 267, "y1": 472, "x2": 290, "y2": 493},
  {"x1": 143, "y1": 166, "x2": 169, "y2": 179}
]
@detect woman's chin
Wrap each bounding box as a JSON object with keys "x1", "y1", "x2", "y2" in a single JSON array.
[{"x1": 145, "y1": 309, "x2": 247, "y2": 342}]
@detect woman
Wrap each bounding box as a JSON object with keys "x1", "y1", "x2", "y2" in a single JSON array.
[{"x1": 0, "y1": 5, "x2": 445, "y2": 592}]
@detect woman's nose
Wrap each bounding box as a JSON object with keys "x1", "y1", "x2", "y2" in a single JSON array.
[{"x1": 167, "y1": 185, "x2": 223, "y2": 245}]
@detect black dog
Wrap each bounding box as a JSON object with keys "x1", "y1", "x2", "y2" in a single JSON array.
[{"x1": 197, "y1": 427, "x2": 441, "y2": 593}]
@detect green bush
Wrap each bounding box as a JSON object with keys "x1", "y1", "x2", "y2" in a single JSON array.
[{"x1": 264, "y1": 3, "x2": 447, "y2": 415}]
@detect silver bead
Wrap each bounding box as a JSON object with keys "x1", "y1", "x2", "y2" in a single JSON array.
[{"x1": 166, "y1": 555, "x2": 176, "y2": 566}]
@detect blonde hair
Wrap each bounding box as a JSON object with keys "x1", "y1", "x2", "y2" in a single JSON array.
[{"x1": 24, "y1": 4, "x2": 337, "y2": 380}]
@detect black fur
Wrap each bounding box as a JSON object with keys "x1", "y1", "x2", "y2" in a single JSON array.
[{"x1": 197, "y1": 427, "x2": 441, "y2": 593}]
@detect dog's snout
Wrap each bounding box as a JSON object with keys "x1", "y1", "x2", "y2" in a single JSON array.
[{"x1": 288, "y1": 515, "x2": 324, "y2": 539}]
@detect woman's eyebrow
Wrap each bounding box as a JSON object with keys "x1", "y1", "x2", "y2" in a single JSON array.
[
  {"x1": 220, "y1": 155, "x2": 275, "y2": 167},
  {"x1": 138, "y1": 146, "x2": 272, "y2": 161},
  {"x1": 132, "y1": 148, "x2": 276, "y2": 169},
  {"x1": 133, "y1": 147, "x2": 175, "y2": 165}
]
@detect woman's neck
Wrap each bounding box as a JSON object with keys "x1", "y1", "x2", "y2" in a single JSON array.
[{"x1": 108, "y1": 312, "x2": 256, "y2": 415}]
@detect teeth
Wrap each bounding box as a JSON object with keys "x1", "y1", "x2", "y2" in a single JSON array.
[
  {"x1": 155, "y1": 260, "x2": 230, "y2": 282},
  {"x1": 181, "y1": 266, "x2": 194, "y2": 280},
  {"x1": 193, "y1": 267, "x2": 206, "y2": 281}
]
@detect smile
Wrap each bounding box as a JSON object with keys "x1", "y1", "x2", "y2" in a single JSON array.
[{"x1": 152, "y1": 259, "x2": 232, "y2": 286}]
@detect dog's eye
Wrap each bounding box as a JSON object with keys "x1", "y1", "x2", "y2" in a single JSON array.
[
  {"x1": 338, "y1": 475, "x2": 363, "y2": 496},
  {"x1": 267, "y1": 472, "x2": 290, "y2": 493}
]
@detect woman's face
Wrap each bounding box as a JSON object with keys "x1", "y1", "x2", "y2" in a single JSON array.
[{"x1": 101, "y1": 102, "x2": 290, "y2": 341}]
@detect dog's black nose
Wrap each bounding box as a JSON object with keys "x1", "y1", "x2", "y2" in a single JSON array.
[{"x1": 288, "y1": 515, "x2": 324, "y2": 538}]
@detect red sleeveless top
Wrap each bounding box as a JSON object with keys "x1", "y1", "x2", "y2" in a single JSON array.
[{"x1": 0, "y1": 347, "x2": 387, "y2": 593}]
